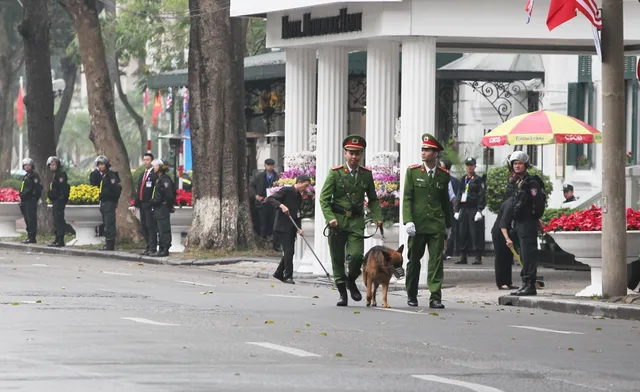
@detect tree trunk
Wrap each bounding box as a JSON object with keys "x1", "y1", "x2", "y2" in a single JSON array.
[
  {"x1": 0, "y1": 16, "x2": 21, "y2": 182},
  {"x1": 54, "y1": 56, "x2": 77, "y2": 146},
  {"x1": 19, "y1": 0, "x2": 57, "y2": 234},
  {"x1": 184, "y1": 0, "x2": 254, "y2": 250},
  {"x1": 59, "y1": 0, "x2": 141, "y2": 242},
  {"x1": 115, "y1": 57, "x2": 146, "y2": 157}
]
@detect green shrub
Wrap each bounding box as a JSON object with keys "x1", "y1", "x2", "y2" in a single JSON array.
[
  {"x1": 66, "y1": 168, "x2": 90, "y2": 186},
  {"x1": 540, "y1": 208, "x2": 580, "y2": 225},
  {"x1": 1, "y1": 179, "x2": 22, "y2": 191},
  {"x1": 485, "y1": 165, "x2": 554, "y2": 214}
]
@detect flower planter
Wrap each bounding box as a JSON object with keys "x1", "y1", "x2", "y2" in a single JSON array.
[
  {"x1": 550, "y1": 231, "x2": 640, "y2": 296},
  {"x1": 0, "y1": 202, "x2": 23, "y2": 238},
  {"x1": 63, "y1": 205, "x2": 104, "y2": 246},
  {"x1": 170, "y1": 207, "x2": 193, "y2": 252}
]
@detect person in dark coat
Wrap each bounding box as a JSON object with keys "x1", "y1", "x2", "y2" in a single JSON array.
[
  {"x1": 19, "y1": 158, "x2": 42, "y2": 244},
  {"x1": 47, "y1": 156, "x2": 70, "y2": 247},
  {"x1": 267, "y1": 175, "x2": 311, "y2": 284},
  {"x1": 132, "y1": 152, "x2": 158, "y2": 255},
  {"x1": 249, "y1": 158, "x2": 279, "y2": 240},
  {"x1": 96, "y1": 155, "x2": 122, "y2": 251}
]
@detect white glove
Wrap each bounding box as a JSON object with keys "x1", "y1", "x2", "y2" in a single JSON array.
[
  {"x1": 445, "y1": 228, "x2": 452, "y2": 238},
  {"x1": 406, "y1": 222, "x2": 416, "y2": 237},
  {"x1": 454, "y1": 212, "x2": 460, "y2": 220},
  {"x1": 474, "y1": 211, "x2": 483, "y2": 222}
]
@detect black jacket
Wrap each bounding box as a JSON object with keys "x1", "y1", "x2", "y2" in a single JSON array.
[
  {"x1": 48, "y1": 170, "x2": 70, "y2": 202},
  {"x1": 20, "y1": 171, "x2": 42, "y2": 201},
  {"x1": 151, "y1": 173, "x2": 176, "y2": 208},
  {"x1": 89, "y1": 169, "x2": 101, "y2": 187},
  {"x1": 249, "y1": 170, "x2": 279, "y2": 201},
  {"x1": 135, "y1": 168, "x2": 158, "y2": 207},
  {"x1": 267, "y1": 186, "x2": 302, "y2": 233},
  {"x1": 99, "y1": 170, "x2": 122, "y2": 202},
  {"x1": 456, "y1": 174, "x2": 486, "y2": 212}
]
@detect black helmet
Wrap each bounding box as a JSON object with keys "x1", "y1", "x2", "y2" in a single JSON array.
[{"x1": 95, "y1": 155, "x2": 111, "y2": 167}]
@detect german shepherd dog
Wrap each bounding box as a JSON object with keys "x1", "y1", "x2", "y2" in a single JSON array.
[{"x1": 361, "y1": 244, "x2": 405, "y2": 308}]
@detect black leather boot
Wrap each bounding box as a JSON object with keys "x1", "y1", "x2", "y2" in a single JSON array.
[
  {"x1": 336, "y1": 283, "x2": 348, "y2": 306},
  {"x1": 47, "y1": 236, "x2": 60, "y2": 247},
  {"x1": 347, "y1": 276, "x2": 362, "y2": 301},
  {"x1": 154, "y1": 248, "x2": 169, "y2": 257},
  {"x1": 100, "y1": 239, "x2": 115, "y2": 251},
  {"x1": 514, "y1": 282, "x2": 537, "y2": 296},
  {"x1": 22, "y1": 235, "x2": 36, "y2": 244}
]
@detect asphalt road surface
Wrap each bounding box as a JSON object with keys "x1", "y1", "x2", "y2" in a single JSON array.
[{"x1": 1, "y1": 250, "x2": 638, "y2": 392}]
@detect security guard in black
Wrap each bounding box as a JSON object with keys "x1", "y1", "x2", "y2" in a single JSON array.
[
  {"x1": 47, "y1": 156, "x2": 69, "y2": 247},
  {"x1": 19, "y1": 158, "x2": 42, "y2": 243},
  {"x1": 151, "y1": 159, "x2": 175, "y2": 257},
  {"x1": 96, "y1": 155, "x2": 122, "y2": 250}
]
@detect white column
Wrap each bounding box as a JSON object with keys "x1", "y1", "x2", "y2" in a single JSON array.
[
  {"x1": 295, "y1": 47, "x2": 348, "y2": 276},
  {"x1": 399, "y1": 37, "x2": 437, "y2": 285},
  {"x1": 284, "y1": 48, "x2": 317, "y2": 161},
  {"x1": 365, "y1": 41, "x2": 400, "y2": 159}
]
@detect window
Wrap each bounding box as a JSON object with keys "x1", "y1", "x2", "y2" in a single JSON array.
[
  {"x1": 624, "y1": 56, "x2": 638, "y2": 165},
  {"x1": 566, "y1": 56, "x2": 595, "y2": 169}
]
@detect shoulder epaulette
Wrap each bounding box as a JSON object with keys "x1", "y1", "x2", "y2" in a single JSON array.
[
  {"x1": 331, "y1": 165, "x2": 343, "y2": 170},
  {"x1": 409, "y1": 164, "x2": 421, "y2": 169},
  {"x1": 359, "y1": 166, "x2": 371, "y2": 172},
  {"x1": 438, "y1": 167, "x2": 450, "y2": 174}
]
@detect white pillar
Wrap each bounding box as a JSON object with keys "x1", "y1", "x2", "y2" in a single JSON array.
[
  {"x1": 399, "y1": 37, "x2": 437, "y2": 286},
  {"x1": 295, "y1": 47, "x2": 348, "y2": 276},
  {"x1": 365, "y1": 41, "x2": 400, "y2": 159},
  {"x1": 284, "y1": 48, "x2": 317, "y2": 161}
]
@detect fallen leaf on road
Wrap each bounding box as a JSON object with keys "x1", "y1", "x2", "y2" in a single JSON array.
[
  {"x1": 320, "y1": 332, "x2": 327, "y2": 336},
  {"x1": 35, "y1": 300, "x2": 42, "y2": 304},
  {"x1": 429, "y1": 312, "x2": 439, "y2": 316},
  {"x1": 295, "y1": 330, "x2": 301, "y2": 333},
  {"x1": 457, "y1": 300, "x2": 465, "y2": 303},
  {"x1": 353, "y1": 311, "x2": 360, "y2": 314},
  {"x1": 313, "y1": 296, "x2": 319, "y2": 298},
  {"x1": 200, "y1": 291, "x2": 214, "y2": 295},
  {"x1": 596, "y1": 328, "x2": 602, "y2": 331},
  {"x1": 335, "y1": 353, "x2": 343, "y2": 357},
  {"x1": 439, "y1": 317, "x2": 445, "y2": 320},
  {"x1": 245, "y1": 318, "x2": 248, "y2": 320},
  {"x1": 416, "y1": 309, "x2": 424, "y2": 313},
  {"x1": 11, "y1": 302, "x2": 19, "y2": 306},
  {"x1": 61, "y1": 287, "x2": 66, "y2": 290},
  {"x1": 265, "y1": 320, "x2": 274, "y2": 324},
  {"x1": 568, "y1": 347, "x2": 574, "y2": 351},
  {"x1": 306, "y1": 324, "x2": 310, "y2": 327},
  {"x1": 270, "y1": 285, "x2": 274, "y2": 288},
  {"x1": 368, "y1": 360, "x2": 373, "y2": 363},
  {"x1": 138, "y1": 263, "x2": 144, "y2": 266},
  {"x1": 530, "y1": 313, "x2": 534, "y2": 315}
]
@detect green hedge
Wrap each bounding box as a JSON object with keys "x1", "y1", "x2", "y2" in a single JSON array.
[
  {"x1": 485, "y1": 166, "x2": 554, "y2": 214},
  {"x1": 1, "y1": 179, "x2": 22, "y2": 191}
]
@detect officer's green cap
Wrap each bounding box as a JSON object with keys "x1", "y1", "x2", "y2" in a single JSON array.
[
  {"x1": 421, "y1": 133, "x2": 444, "y2": 151},
  {"x1": 343, "y1": 134, "x2": 366, "y2": 151}
]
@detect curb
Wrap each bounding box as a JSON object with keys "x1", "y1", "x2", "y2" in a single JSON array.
[{"x1": 498, "y1": 295, "x2": 640, "y2": 321}]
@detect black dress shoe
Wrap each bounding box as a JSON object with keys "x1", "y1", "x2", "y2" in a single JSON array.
[
  {"x1": 347, "y1": 277, "x2": 362, "y2": 302},
  {"x1": 514, "y1": 283, "x2": 537, "y2": 296},
  {"x1": 429, "y1": 300, "x2": 445, "y2": 309},
  {"x1": 472, "y1": 258, "x2": 482, "y2": 265},
  {"x1": 510, "y1": 282, "x2": 526, "y2": 295},
  {"x1": 140, "y1": 249, "x2": 150, "y2": 256},
  {"x1": 283, "y1": 278, "x2": 295, "y2": 284},
  {"x1": 454, "y1": 259, "x2": 467, "y2": 265},
  {"x1": 407, "y1": 297, "x2": 418, "y2": 307},
  {"x1": 336, "y1": 283, "x2": 348, "y2": 306},
  {"x1": 272, "y1": 273, "x2": 284, "y2": 282},
  {"x1": 22, "y1": 237, "x2": 36, "y2": 244}
]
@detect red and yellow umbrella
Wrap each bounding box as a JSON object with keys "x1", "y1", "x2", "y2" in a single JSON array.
[{"x1": 481, "y1": 110, "x2": 602, "y2": 147}]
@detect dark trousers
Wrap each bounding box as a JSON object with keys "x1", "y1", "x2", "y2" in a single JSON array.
[
  {"x1": 140, "y1": 202, "x2": 158, "y2": 251},
  {"x1": 257, "y1": 204, "x2": 275, "y2": 238},
  {"x1": 492, "y1": 229, "x2": 513, "y2": 287},
  {"x1": 154, "y1": 204, "x2": 172, "y2": 250},
  {"x1": 52, "y1": 199, "x2": 67, "y2": 237},
  {"x1": 458, "y1": 208, "x2": 482, "y2": 258},
  {"x1": 274, "y1": 230, "x2": 296, "y2": 279},
  {"x1": 21, "y1": 199, "x2": 38, "y2": 238},
  {"x1": 100, "y1": 201, "x2": 117, "y2": 241},
  {"x1": 445, "y1": 221, "x2": 457, "y2": 257},
  {"x1": 515, "y1": 221, "x2": 538, "y2": 284}
]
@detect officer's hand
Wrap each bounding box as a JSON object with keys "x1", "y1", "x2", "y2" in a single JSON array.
[
  {"x1": 279, "y1": 204, "x2": 290, "y2": 215},
  {"x1": 255, "y1": 195, "x2": 263, "y2": 201},
  {"x1": 298, "y1": 229, "x2": 304, "y2": 236},
  {"x1": 129, "y1": 206, "x2": 136, "y2": 214},
  {"x1": 406, "y1": 222, "x2": 416, "y2": 237},
  {"x1": 376, "y1": 220, "x2": 383, "y2": 228},
  {"x1": 474, "y1": 211, "x2": 483, "y2": 221},
  {"x1": 329, "y1": 219, "x2": 338, "y2": 228},
  {"x1": 445, "y1": 227, "x2": 452, "y2": 238},
  {"x1": 454, "y1": 212, "x2": 460, "y2": 220},
  {"x1": 506, "y1": 238, "x2": 514, "y2": 248}
]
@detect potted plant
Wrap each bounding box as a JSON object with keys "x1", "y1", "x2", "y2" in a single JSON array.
[
  {"x1": 544, "y1": 206, "x2": 640, "y2": 296},
  {"x1": 0, "y1": 188, "x2": 22, "y2": 238},
  {"x1": 63, "y1": 184, "x2": 103, "y2": 246}
]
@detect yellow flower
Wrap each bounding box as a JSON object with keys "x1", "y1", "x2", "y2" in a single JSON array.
[{"x1": 69, "y1": 184, "x2": 100, "y2": 205}]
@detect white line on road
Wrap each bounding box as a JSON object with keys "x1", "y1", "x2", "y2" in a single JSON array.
[
  {"x1": 265, "y1": 294, "x2": 309, "y2": 298},
  {"x1": 102, "y1": 271, "x2": 132, "y2": 276},
  {"x1": 508, "y1": 325, "x2": 584, "y2": 335},
  {"x1": 31, "y1": 264, "x2": 48, "y2": 267},
  {"x1": 413, "y1": 375, "x2": 504, "y2": 392},
  {"x1": 374, "y1": 307, "x2": 423, "y2": 315},
  {"x1": 121, "y1": 317, "x2": 178, "y2": 326},
  {"x1": 246, "y1": 342, "x2": 320, "y2": 357},
  {"x1": 177, "y1": 280, "x2": 216, "y2": 287}
]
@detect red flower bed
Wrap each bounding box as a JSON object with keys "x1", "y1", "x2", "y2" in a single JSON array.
[
  {"x1": 0, "y1": 188, "x2": 20, "y2": 202},
  {"x1": 176, "y1": 189, "x2": 193, "y2": 206},
  {"x1": 544, "y1": 205, "x2": 640, "y2": 232}
]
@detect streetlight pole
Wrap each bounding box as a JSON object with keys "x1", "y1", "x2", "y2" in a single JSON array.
[{"x1": 601, "y1": 0, "x2": 627, "y2": 297}]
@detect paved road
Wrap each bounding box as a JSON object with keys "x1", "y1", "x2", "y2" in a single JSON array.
[{"x1": 1, "y1": 250, "x2": 638, "y2": 392}]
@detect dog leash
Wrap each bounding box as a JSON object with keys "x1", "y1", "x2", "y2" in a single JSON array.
[{"x1": 322, "y1": 223, "x2": 380, "y2": 239}]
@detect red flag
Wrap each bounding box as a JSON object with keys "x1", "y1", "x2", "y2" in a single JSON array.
[
  {"x1": 151, "y1": 91, "x2": 163, "y2": 126},
  {"x1": 15, "y1": 84, "x2": 24, "y2": 127},
  {"x1": 547, "y1": 0, "x2": 577, "y2": 31}
]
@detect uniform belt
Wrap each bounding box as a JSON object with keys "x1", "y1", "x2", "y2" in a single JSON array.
[{"x1": 331, "y1": 205, "x2": 362, "y2": 218}]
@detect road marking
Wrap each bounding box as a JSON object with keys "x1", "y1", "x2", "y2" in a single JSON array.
[
  {"x1": 508, "y1": 325, "x2": 584, "y2": 335},
  {"x1": 413, "y1": 375, "x2": 504, "y2": 392},
  {"x1": 31, "y1": 264, "x2": 48, "y2": 267},
  {"x1": 20, "y1": 301, "x2": 38, "y2": 304},
  {"x1": 177, "y1": 280, "x2": 216, "y2": 287},
  {"x1": 121, "y1": 317, "x2": 178, "y2": 326},
  {"x1": 374, "y1": 307, "x2": 423, "y2": 315},
  {"x1": 102, "y1": 271, "x2": 132, "y2": 276},
  {"x1": 265, "y1": 294, "x2": 308, "y2": 298},
  {"x1": 246, "y1": 342, "x2": 320, "y2": 357}
]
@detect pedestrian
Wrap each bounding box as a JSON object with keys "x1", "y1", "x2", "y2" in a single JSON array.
[
  {"x1": 502, "y1": 151, "x2": 546, "y2": 296},
  {"x1": 268, "y1": 175, "x2": 312, "y2": 284},
  {"x1": 440, "y1": 159, "x2": 459, "y2": 260},
  {"x1": 46, "y1": 156, "x2": 69, "y2": 247},
  {"x1": 562, "y1": 182, "x2": 577, "y2": 203},
  {"x1": 403, "y1": 133, "x2": 453, "y2": 309},
  {"x1": 454, "y1": 157, "x2": 486, "y2": 265},
  {"x1": 249, "y1": 158, "x2": 280, "y2": 245},
  {"x1": 96, "y1": 155, "x2": 122, "y2": 251},
  {"x1": 131, "y1": 153, "x2": 158, "y2": 255},
  {"x1": 150, "y1": 159, "x2": 176, "y2": 257},
  {"x1": 19, "y1": 158, "x2": 42, "y2": 244},
  {"x1": 319, "y1": 135, "x2": 383, "y2": 306}
]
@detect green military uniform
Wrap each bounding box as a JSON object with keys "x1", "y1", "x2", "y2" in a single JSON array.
[
  {"x1": 98, "y1": 169, "x2": 122, "y2": 250},
  {"x1": 402, "y1": 133, "x2": 453, "y2": 307},
  {"x1": 151, "y1": 169, "x2": 176, "y2": 257},
  {"x1": 319, "y1": 135, "x2": 382, "y2": 306}
]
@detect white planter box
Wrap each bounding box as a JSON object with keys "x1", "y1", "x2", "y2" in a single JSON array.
[
  {"x1": 550, "y1": 231, "x2": 640, "y2": 296},
  {"x1": 170, "y1": 207, "x2": 193, "y2": 252},
  {"x1": 64, "y1": 205, "x2": 103, "y2": 246},
  {"x1": 0, "y1": 202, "x2": 22, "y2": 238}
]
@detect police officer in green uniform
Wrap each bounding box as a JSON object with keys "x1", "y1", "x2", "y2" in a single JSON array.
[
  {"x1": 319, "y1": 135, "x2": 382, "y2": 306},
  {"x1": 19, "y1": 158, "x2": 42, "y2": 244},
  {"x1": 96, "y1": 155, "x2": 122, "y2": 251},
  {"x1": 403, "y1": 134, "x2": 453, "y2": 309},
  {"x1": 47, "y1": 156, "x2": 69, "y2": 247},
  {"x1": 151, "y1": 159, "x2": 176, "y2": 257}
]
